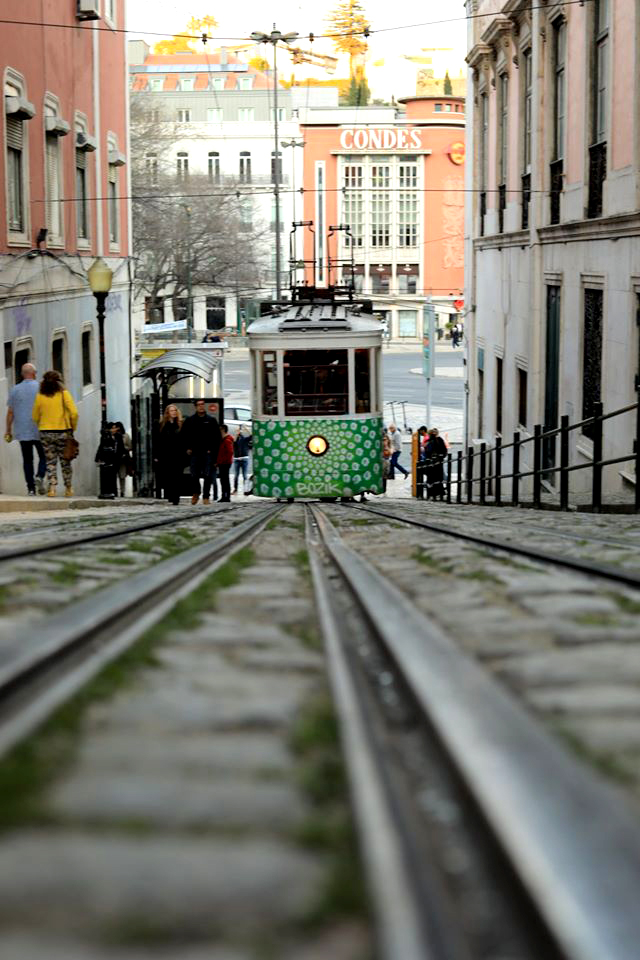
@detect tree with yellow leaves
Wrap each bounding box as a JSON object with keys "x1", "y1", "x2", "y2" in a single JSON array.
[
  {"x1": 326, "y1": 0, "x2": 370, "y2": 105},
  {"x1": 153, "y1": 15, "x2": 219, "y2": 55}
]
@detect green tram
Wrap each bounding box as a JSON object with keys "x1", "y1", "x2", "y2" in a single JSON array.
[{"x1": 248, "y1": 293, "x2": 384, "y2": 500}]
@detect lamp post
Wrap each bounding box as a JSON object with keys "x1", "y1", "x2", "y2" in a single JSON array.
[
  {"x1": 87, "y1": 256, "x2": 114, "y2": 499},
  {"x1": 251, "y1": 27, "x2": 299, "y2": 301}
]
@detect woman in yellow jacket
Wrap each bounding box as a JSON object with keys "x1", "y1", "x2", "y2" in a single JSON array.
[{"x1": 32, "y1": 370, "x2": 78, "y2": 497}]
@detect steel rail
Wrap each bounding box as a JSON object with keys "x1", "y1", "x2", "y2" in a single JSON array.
[
  {"x1": 313, "y1": 504, "x2": 640, "y2": 960},
  {"x1": 0, "y1": 503, "x2": 244, "y2": 563},
  {"x1": 305, "y1": 506, "x2": 432, "y2": 960},
  {"x1": 346, "y1": 503, "x2": 640, "y2": 589},
  {"x1": 0, "y1": 504, "x2": 281, "y2": 760}
]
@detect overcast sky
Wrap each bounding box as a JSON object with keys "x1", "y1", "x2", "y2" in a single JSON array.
[{"x1": 126, "y1": 0, "x2": 468, "y2": 100}]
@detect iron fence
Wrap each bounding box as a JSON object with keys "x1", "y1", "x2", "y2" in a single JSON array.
[{"x1": 415, "y1": 399, "x2": 640, "y2": 512}]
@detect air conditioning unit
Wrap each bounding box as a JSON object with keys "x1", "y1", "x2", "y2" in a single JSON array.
[{"x1": 77, "y1": 0, "x2": 100, "y2": 20}]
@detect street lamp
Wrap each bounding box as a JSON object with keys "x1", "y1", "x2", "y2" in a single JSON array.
[
  {"x1": 250, "y1": 27, "x2": 299, "y2": 300},
  {"x1": 87, "y1": 256, "x2": 115, "y2": 499}
]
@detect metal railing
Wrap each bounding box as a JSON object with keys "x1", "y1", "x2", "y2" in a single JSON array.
[{"x1": 415, "y1": 399, "x2": 640, "y2": 512}]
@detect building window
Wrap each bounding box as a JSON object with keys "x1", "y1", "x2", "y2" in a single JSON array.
[
  {"x1": 144, "y1": 297, "x2": 164, "y2": 323},
  {"x1": 177, "y1": 108, "x2": 191, "y2": 122},
  {"x1": 238, "y1": 108, "x2": 255, "y2": 122},
  {"x1": 582, "y1": 289, "x2": 603, "y2": 440},
  {"x1": 208, "y1": 151, "x2": 220, "y2": 183},
  {"x1": 271, "y1": 150, "x2": 283, "y2": 184},
  {"x1": 553, "y1": 21, "x2": 566, "y2": 162},
  {"x1": 239, "y1": 151, "x2": 251, "y2": 183},
  {"x1": 206, "y1": 296, "x2": 226, "y2": 330},
  {"x1": 588, "y1": 0, "x2": 608, "y2": 218},
  {"x1": 176, "y1": 151, "x2": 189, "y2": 179},
  {"x1": 371, "y1": 194, "x2": 391, "y2": 247},
  {"x1": 521, "y1": 48, "x2": 532, "y2": 229},
  {"x1": 517, "y1": 367, "x2": 527, "y2": 428},
  {"x1": 81, "y1": 329, "x2": 93, "y2": 386},
  {"x1": 75, "y1": 146, "x2": 89, "y2": 240},
  {"x1": 180, "y1": 78, "x2": 195, "y2": 91},
  {"x1": 104, "y1": 0, "x2": 115, "y2": 23},
  {"x1": 398, "y1": 160, "x2": 418, "y2": 188},
  {"x1": 270, "y1": 107, "x2": 286, "y2": 121},
  {"x1": 108, "y1": 163, "x2": 118, "y2": 244},
  {"x1": 498, "y1": 73, "x2": 508, "y2": 233},
  {"x1": 479, "y1": 92, "x2": 488, "y2": 236},
  {"x1": 344, "y1": 163, "x2": 363, "y2": 188},
  {"x1": 4, "y1": 342, "x2": 13, "y2": 384},
  {"x1": 239, "y1": 77, "x2": 253, "y2": 90},
  {"x1": 496, "y1": 356, "x2": 503, "y2": 434},
  {"x1": 238, "y1": 197, "x2": 252, "y2": 231},
  {"x1": 211, "y1": 77, "x2": 225, "y2": 91},
  {"x1": 371, "y1": 267, "x2": 390, "y2": 294},
  {"x1": 445, "y1": 103, "x2": 451, "y2": 112},
  {"x1": 398, "y1": 310, "x2": 418, "y2": 337},
  {"x1": 149, "y1": 78, "x2": 163, "y2": 92},
  {"x1": 398, "y1": 193, "x2": 418, "y2": 247},
  {"x1": 343, "y1": 193, "x2": 363, "y2": 247},
  {"x1": 207, "y1": 107, "x2": 223, "y2": 122},
  {"x1": 52, "y1": 335, "x2": 66, "y2": 378},
  {"x1": 397, "y1": 270, "x2": 418, "y2": 294},
  {"x1": 434, "y1": 103, "x2": 442, "y2": 112},
  {"x1": 145, "y1": 153, "x2": 158, "y2": 185},
  {"x1": 6, "y1": 115, "x2": 25, "y2": 232},
  {"x1": 371, "y1": 164, "x2": 390, "y2": 188},
  {"x1": 14, "y1": 343, "x2": 31, "y2": 382},
  {"x1": 45, "y1": 130, "x2": 62, "y2": 241}
]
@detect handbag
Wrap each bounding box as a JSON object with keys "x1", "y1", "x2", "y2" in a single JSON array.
[{"x1": 61, "y1": 392, "x2": 79, "y2": 461}]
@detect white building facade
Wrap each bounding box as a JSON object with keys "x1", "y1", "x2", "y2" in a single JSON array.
[{"x1": 465, "y1": 0, "x2": 640, "y2": 498}]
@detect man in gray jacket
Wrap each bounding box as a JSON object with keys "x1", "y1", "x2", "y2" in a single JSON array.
[
  {"x1": 388, "y1": 423, "x2": 409, "y2": 480},
  {"x1": 5, "y1": 363, "x2": 46, "y2": 495}
]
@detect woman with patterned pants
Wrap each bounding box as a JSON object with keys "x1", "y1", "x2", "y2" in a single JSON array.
[{"x1": 32, "y1": 371, "x2": 79, "y2": 497}]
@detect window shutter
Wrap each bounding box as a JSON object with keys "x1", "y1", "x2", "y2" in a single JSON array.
[
  {"x1": 46, "y1": 134, "x2": 61, "y2": 235},
  {"x1": 6, "y1": 116, "x2": 22, "y2": 149},
  {"x1": 76, "y1": 147, "x2": 86, "y2": 170}
]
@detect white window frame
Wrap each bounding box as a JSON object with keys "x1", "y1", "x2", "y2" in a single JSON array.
[
  {"x1": 176, "y1": 151, "x2": 189, "y2": 179},
  {"x1": 103, "y1": 0, "x2": 116, "y2": 28},
  {"x1": 239, "y1": 77, "x2": 253, "y2": 91},
  {"x1": 177, "y1": 108, "x2": 191, "y2": 122},
  {"x1": 207, "y1": 107, "x2": 223, "y2": 123},
  {"x1": 4, "y1": 68, "x2": 32, "y2": 246},
  {"x1": 107, "y1": 134, "x2": 121, "y2": 249},
  {"x1": 75, "y1": 116, "x2": 91, "y2": 246},
  {"x1": 81, "y1": 325, "x2": 94, "y2": 389},
  {"x1": 180, "y1": 78, "x2": 195, "y2": 92},
  {"x1": 43, "y1": 94, "x2": 67, "y2": 247},
  {"x1": 237, "y1": 107, "x2": 255, "y2": 122},
  {"x1": 208, "y1": 151, "x2": 220, "y2": 183},
  {"x1": 51, "y1": 330, "x2": 68, "y2": 380}
]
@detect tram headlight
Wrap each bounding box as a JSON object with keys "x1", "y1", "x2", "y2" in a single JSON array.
[{"x1": 307, "y1": 435, "x2": 329, "y2": 457}]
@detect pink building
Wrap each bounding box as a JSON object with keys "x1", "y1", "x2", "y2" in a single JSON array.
[
  {"x1": 465, "y1": 0, "x2": 640, "y2": 496},
  {"x1": 0, "y1": 0, "x2": 131, "y2": 494}
]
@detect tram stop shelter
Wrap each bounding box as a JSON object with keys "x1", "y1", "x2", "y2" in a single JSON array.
[{"x1": 131, "y1": 342, "x2": 226, "y2": 496}]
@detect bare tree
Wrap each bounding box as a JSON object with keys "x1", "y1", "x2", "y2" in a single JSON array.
[{"x1": 130, "y1": 94, "x2": 272, "y2": 323}]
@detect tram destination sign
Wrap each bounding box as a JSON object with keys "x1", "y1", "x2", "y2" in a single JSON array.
[{"x1": 339, "y1": 128, "x2": 423, "y2": 151}]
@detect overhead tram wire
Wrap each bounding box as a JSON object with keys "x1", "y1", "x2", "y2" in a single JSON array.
[{"x1": 1, "y1": 1, "x2": 595, "y2": 44}]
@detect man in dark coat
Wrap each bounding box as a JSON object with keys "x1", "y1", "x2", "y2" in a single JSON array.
[{"x1": 181, "y1": 399, "x2": 222, "y2": 504}]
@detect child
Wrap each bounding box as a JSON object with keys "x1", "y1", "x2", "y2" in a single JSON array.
[{"x1": 216, "y1": 423, "x2": 234, "y2": 502}]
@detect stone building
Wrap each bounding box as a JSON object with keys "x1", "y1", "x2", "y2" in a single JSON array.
[
  {"x1": 465, "y1": 0, "x2": 640, "y2": 495},
  {"x1": 1, "y1": 0, "x2": 131, "y2": 494}
]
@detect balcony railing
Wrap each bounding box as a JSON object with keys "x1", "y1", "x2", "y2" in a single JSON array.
[
  {"x1": 587, "y1": 141, "x2": 606, "y2": 219},
  {"x1": 521, "y1": 173, "x2": 531, "y2": 230},
  {"x1": 550, "y1": 159, "x2": 563, "y2": 225}
]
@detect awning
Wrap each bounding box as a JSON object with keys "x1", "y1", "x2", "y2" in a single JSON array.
[{"x1": 134, "y1": 349, "x2": 221, "y2": 382}]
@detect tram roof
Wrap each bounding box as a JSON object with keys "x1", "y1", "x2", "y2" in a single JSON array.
[
  {"x1": 134, "y1": 348, "x2": 221, "y2": 382},
  {"x1": 248, "y1": 302, "x2": 383, "y2": 335}
]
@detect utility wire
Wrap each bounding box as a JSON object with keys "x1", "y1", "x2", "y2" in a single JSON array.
[{"x1": 0, "y1": 1, "x2": 595, "y2": 45}]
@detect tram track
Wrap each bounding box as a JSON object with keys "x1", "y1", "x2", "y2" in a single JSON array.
[
  {"x1": 308, "y1": 503, "x2": 640, "y2": 960},
  {"x1": 344, "y1": 501, "x2": 640, "y2": 589},
  {"x1": 0, "y1": 503, "x2": 281, "y2": 761},
  {"x1": 0, "y1": 502, "x2": 249, "y2": 563}
]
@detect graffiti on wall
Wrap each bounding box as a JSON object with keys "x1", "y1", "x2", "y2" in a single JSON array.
[
  {"x1": 11, "y1": 298, "x2": 32, "y2": 338},
  {"x1": 442, "y1": 176, "x2": 464, "y2": 269}
]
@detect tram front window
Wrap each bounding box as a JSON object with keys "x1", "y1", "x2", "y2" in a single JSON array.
[
  {"x1": 262, "y1": 352, "x2": 278, "y2": 415},
  {"x1": 284, "y1": 350, "x2": 348, "y2": 416}
]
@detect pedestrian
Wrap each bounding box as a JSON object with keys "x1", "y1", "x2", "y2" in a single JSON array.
[
  {"x1": 388, "y1": 423, "x2": 409, "y2": 479},
  {"x1": 113, "y1": 421, "x2": 132, "y2": 497},
  {"x1": 5, "y1": 362, "x2": 47, "y2": 495},
  {"x1": 232, "y1": 423, "x2": 251, "y2": 495},
  {"x1": 217, "y1": 423, "x2": 234, "y2": 502},
  {"x1": 425, "y1": 427, "x2": 448, "y2": 501},
  {"x1": 155, "y1": 404, "x2": 184, "y2": 505},
  {"x1": 32, "y1": 370, "x2": 78, "y2": 497},
  {"x1": 416, "y1": 425, "x2": 428, "y2": 461},
  {"x1": 451, "y1": 325, "x2": 459, "y2": 348},
  {"x1": 181, "y1": 398, "x2": 222, "y2": 505},
  {"x1": 382, "y1": 428, "x2": 391, "y2": 494}
]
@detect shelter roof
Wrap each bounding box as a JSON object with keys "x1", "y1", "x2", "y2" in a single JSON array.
[{"x1": 134, "y1": 349, "x2": 221, "y2": 382}]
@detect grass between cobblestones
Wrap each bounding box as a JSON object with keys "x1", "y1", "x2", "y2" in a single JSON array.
[
  {"x1": 291, "y1": 692, "x2": 370, "y2": 928},
  {"x1": 0, "y1": 546, "x2": 255, "y2": 831}
]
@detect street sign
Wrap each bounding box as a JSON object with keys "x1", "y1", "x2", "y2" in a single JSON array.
[{"x1": 143, "y1": 320, "x2": 187, "y2": 333}]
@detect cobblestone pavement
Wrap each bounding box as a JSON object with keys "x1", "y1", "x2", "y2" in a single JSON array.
[
  {"x1": 0, "y1": 507, "x2": 371, "y2": 960},
  {"x1": 326, "y1": 500, "x2": 640, "y2": 807}
]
